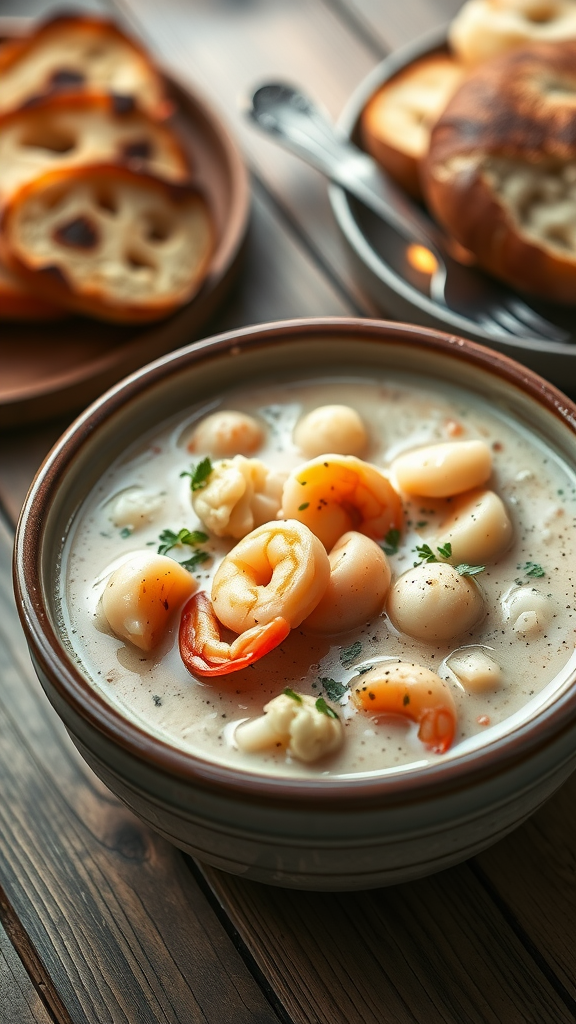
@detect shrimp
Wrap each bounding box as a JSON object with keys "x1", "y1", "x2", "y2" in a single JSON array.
[
  {"x1": 352, "y1": 662, "x2": 457, "y2": 754},
  {"x1": 179, "y1": 591, "x2": 289, "y2": 676},
  {"x1": 282, "y1": 454, "x2": 403, "y2": 551},
  {"x1": 211, "y1": 519, "x2": 330, "y2": 633}
]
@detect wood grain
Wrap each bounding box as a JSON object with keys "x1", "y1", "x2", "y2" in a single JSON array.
[
  {"x1": 200, "y1": 859, "x2": 574, "y2": 1024},
  {"x1": 0, "y1": 920, "x2": 53, "y2": 1024},
  {"x1": 0, "y1": 518, "x2": 281, "y2": 1024}
]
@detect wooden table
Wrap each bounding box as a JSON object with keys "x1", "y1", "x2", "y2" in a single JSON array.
[{"x1": 1, "y1": 1, "x2": 574, "y2": 1022}]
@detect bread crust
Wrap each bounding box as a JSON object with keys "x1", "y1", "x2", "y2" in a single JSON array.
[
  {"x1": 422, "y1": 41, "x2": 576, "y2": 301},
  {"x1": 0, "y1": 13, "x2": 171, "y2": 120},
  {"x1": 1, "y1": 164, "x2": 214, "y2": 324},
  {"x1": 360, "y1": 53, "x2": 463, "y2": 199}
]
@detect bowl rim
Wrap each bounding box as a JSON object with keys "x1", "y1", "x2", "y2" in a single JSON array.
[{"x1": 14, "y1": 316, "x2": 576, "y2": 810}]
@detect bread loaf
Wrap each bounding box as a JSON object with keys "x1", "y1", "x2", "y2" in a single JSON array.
[{"x1": 450, "y1": 0, "x2": 576, "y2": 66}]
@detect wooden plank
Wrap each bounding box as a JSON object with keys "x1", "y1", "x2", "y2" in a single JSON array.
[
  {"x1": 0, "y1": 181, "x2": 351, "y2": 520},
  {"x1": 114, "y1": 0, "x2": 383, "y2": 316},
  {"x1": 0, "y1": 517, "x2": 282, "y2": 1024},
  {"x1": 474, "y1": 774, "x2": 576, "y2": 1001},
  {"x1": 0, "y1": 920, "x2": 52, "y2": 1024},
  {"x1": 200, "y1": 859, "x2": 574, "y2": 1024}
]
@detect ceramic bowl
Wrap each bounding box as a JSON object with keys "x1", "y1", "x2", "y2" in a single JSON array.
[{"x1": 14, "y1": 318, "x2": 576, "y2": 890}]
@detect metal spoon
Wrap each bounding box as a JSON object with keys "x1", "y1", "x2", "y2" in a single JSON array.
[{"x1": 247, "y1": 82, "x2": 570, "y2": 344}]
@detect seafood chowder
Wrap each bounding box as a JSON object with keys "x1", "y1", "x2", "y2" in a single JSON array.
[{"x1": 61, "y1": 374, "x2": 576, "y2": 779}]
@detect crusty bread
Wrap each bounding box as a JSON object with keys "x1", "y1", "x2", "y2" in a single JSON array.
[
  {"x1": 0, "y1": 259, "x2": 64, "y2": 319},
  {"x1": 0, "y1": 14, "x2": 170, "y2": 119},
  {"x1": 1, "y1": 164, "x2": 214, "y2": 323},
  {"x1": 360, "y1": 53, "x2": 464, "y2": 199},
  {"x1": 450, "y1": 0, "x2": 576, "y2": 66},
  {"x1": 0, "y1": 93, "x2": 190, "y2": 204},
  {"x1": 422, "y1": 41, "x2": 576, "y2": 302}
]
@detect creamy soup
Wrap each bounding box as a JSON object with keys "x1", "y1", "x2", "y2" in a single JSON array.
[{"x1": 60, "y1": 374, "x2": 576, "y2": 778}]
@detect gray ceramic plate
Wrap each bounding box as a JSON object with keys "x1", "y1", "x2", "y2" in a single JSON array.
[{"x1": 330, "y1": 27, "x2": 576, "y2": 389}]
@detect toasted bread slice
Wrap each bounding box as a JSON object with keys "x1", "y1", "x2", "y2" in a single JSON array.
[
  {"x1": 1, "y1": 164, "x2": 214, "y2": 323},
  {"x1": 360, "y1": 53, "x2": 464, "y2": 199},
  {"x1": 0, "y1": 259, "x2": 64, "y2": 319},
  {"x1": 0, "y1": 14, "x2": 170, "y2": 119},
  {"x1": 0, "y1": 93, "x2": 190, "y2": 204}
]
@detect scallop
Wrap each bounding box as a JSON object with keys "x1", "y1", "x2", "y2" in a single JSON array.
[
  {"x1": 435, "y1": 488, "x2": 513, "y2": 564},
  {"x1": 188, "y1": 410, "x2": 264, "y2": 457},
  {"x1": 387, "y1": 561, "x2": 485, "y2": 642},
  {"x1": 392, "y1": 440, "x2": 492, "y2": 497},
  {"x1": 293, "y1": 404, "x2": 367, "y2": 458},
  {"x1": 303, "y1": 531, "x2": 391, "y2": 634}
]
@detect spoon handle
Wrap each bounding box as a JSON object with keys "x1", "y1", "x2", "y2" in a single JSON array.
[{"x1": 248, "y1": 83, "x2": 446, "y2": 268}]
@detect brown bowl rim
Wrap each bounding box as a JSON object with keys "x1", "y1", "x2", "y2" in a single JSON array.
[{"x1": 13, "y1": 317, "x2": 576, "y2": 810}]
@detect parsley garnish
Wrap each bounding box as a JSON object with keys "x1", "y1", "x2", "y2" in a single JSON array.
[
  {"x1": 158, "y1": 527, "x2": 209, "y2": 556},
  {"x1": 414, "y1": 542, "x2": 437, "y2": 564},
  {"x1": 298, "y1": 502, "x2": 310, "y2": 511},
  {"x1": 180, "y1": 551, "x2": 210, "y2": 572},
  {"x1": 455, "y1": 564, "x2": 485, "y2": 577},
  {"x1": 181, "y1": 457, "x2": 213, "y2": 491},
  {"x1": 340, "y1": 640, "x2": 362, "y2": 668},
  {"x1": 381, "y1": 527, "x2": 401, "y2": 556},
  {"x1": 437, "y1": 542, "x2": 452, "y2": 559},
  {"x1": 320, "y1": 677, "x2": 347, "y2": 701},
  {"x1": 284, "y1": 687, "x2": 302, "y2": 703},
  {"x1": 119, "y1": 526, "x2": 132, "y2": 538},
  {"x1": 315, "y1": 696, "x2": 339, "y2": 719},
  {"x1": 519, "y1": 561, "x2": 545, "y2": 578}
]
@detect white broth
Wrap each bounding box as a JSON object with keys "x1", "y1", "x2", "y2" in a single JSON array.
[{"x1": 60, "y1": 373, "x2": 576, "y2": 778}]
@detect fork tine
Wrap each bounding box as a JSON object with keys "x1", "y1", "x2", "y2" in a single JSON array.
[
  {"x1": 504, "y1": 297, "x2": 571, "y2": 343},
  {"x1": 486, "y1": 306, "x2": 534, "y2": 338}
]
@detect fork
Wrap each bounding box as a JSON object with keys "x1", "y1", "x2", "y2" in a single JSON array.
[{"x1": 248, "y1": 83, "x2": 569, "y2": 345}]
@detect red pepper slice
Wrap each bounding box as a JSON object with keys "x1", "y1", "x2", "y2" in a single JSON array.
[{"x1": 179, "y1": 591, "x2": 290, "y2": 677}]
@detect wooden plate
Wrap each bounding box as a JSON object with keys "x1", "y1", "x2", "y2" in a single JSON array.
[
  {"x1": 329, "y1": 27, "x2": 576, "y2": 391},
  {"x1": 0, "y1": 19, "x2": 250, "y2": 429}
]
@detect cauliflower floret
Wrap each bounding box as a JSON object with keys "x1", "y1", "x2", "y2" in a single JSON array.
[
  {"x1": 192, "y1": 455, "x2": 285, "y2": 539},
  {"x1": 235, "y1": 691, "x2": 343, "y2": 763}
]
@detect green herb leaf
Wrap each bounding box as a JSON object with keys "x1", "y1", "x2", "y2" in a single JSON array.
[
  {"x1": 381, "y1": 527, "x2": 401, "y2": 556},
  {"x1": 298, "y1": 502, "x2": 310, "y2": 511},
  {"x1": 284, "y1": 687, "x2": 302, "y2": 703},
  {"x1": 180, "y1": 551, "x2": 210, "y2": 573},
  {"x1": 315, "y1": 696, "x2": 339, "y2": 720},
  {"x1": 414, "y1": 542, "x2": 437, "y2": 563},
  {"x1": 520, "y1": 561, "x2": 545, "y2": 578},
  {"x1": 180, "y1": 457, "x2": 213, "y2": 492},
  {"x1": 455, "y1": 563, "x2": 486, "y2": 577},
  {"x1": 119, "y1": 526, "x2": 132, "y2": 539},
  {"x1": 320, "y1": 677, "x2": 347, "y2": 701},
  {"x1": 158, "y1": 527, "x2": 209, "y2": 556},
  {"x1": 437, "y1": 542, "x2": 452, "y2": 559},
  {"x1": 340, "y1": 640, "x2": 362, "y2": 668}
]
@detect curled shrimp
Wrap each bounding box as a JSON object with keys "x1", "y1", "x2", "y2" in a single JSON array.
[
  {"x1": 352, "y1": 662, "x2": 457, "y2": 754},
  {"x1": 282, "y1": 454, "x2": 403, "y2": 550},
  {"x1": 179, "y1": 591, "x2": 289, "y2": 676},
  {"x1": 211, "y1": 518, "x2": 330, "y2": 634}
]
